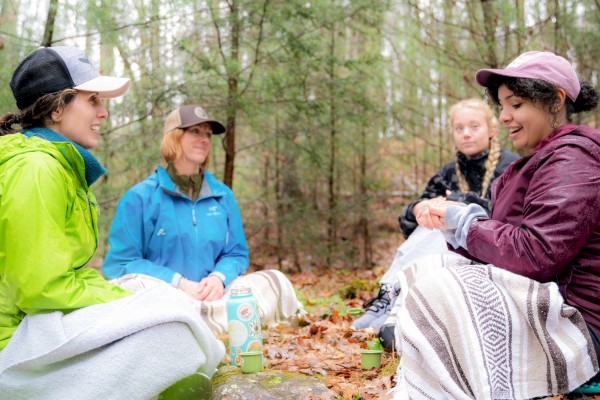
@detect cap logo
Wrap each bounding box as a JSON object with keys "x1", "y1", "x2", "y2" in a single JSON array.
[
  {"x1": 507, "y1": 52, "x2": 546, "y2": 69},
  {"x1": 194, "y1": 107, "x2": 207, "y2": 119},
  {"x1": 506, "y1": 54, "x2": 535, "y2": 69},
  {"x1": 78, "y1": 56, "x2": 92, "y2": 66}
]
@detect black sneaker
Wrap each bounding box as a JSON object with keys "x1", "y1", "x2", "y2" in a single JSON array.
[
  {"x1": 378, "y1": 282, "x2": 402, "y2": 351},
  {"x1": 351, "y1": 283, "x2": 399, "y2": 330},
  {"x1": 378, "y1": 323, "x2": 396, "y2": 352}
]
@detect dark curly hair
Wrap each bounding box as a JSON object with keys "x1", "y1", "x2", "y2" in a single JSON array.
[
  {"x1": 0, "y1": 89, "x2": 78, "y2": 136},
  {"x1": 485, "y1": 76, "x2": 599, "y2": 125}
]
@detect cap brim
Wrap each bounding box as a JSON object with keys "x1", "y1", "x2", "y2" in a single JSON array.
[
  {"x1": 180, "y1": 119, "x2": 226, "y2": 134},
  {"x1": 74, "y1": 75, "x2": 131, "y2": 98},
  {"x1": 475, "y1": 68, "x2": 536, "y2": 88},
  {"x1": 209, "y1": 121, "x2": 226, "y2": 134}
]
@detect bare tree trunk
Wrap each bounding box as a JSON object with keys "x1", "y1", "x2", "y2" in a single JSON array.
[
  {"x1": 274, "y1": 116, "x2": 283, "y2": 270},
  {"x1": 359, "y1": 126, "x2": 372, "y2": 267},
  {"x1": 552, "y1": 0, "x2": 567, "y2": 55},
  {"x1": 326, "y1": 22, "x2": 337, "y2": 265},
  {"x1": 223, "y1": 0, "x2": 240, "y2": 189},
  {"x1": 516, "y1": 0, "x2": 525, "y2": 53},
  {"x1": 41, "y1": 0, "x2": 58, "y2": 47},
  {"x1": 480, "y1": 0, "x2": 498, "y2": 68},
  {"x1": 262, "y1": 149, "x2": 270, "y2": 247},
  {"x1": 149, "y1": 0, "x2": 160, "y2": 118}
]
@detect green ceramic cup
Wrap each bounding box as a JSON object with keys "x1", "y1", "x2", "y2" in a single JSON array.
[
  {"x1": 240, "y1": 351, "x2": 264, "y2": 373},
  {"x1": 360, "y1": 349, "x2": 383, "y2": 370}
]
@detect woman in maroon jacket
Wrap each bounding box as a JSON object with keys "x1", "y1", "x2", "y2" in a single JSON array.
[{"x1": 393, "y1": 51, "x2": 600, "y2": 400}]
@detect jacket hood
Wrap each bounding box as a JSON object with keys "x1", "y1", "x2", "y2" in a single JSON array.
[
  {"x1": 0, "y1": 133, "x2": 87, "y2": 186},
  {"x1": 538, "y1": 124, "x2": 600, "y2": 150}
]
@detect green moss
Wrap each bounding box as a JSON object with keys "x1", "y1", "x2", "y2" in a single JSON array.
[
  {"x1": 211, "y1": 367, "x2": 242, "y2": 387},
  {"x1": 256, "y1": 371, "x2": 313, "y2": 388},
  {"x1": 258, "y1": 375, "x2": 283, "y2": 388}
]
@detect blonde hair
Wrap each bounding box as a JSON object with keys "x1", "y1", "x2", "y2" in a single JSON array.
[
  {"x1": 160, "y1": 128, "x2": 211, "y2": 169},
  {"x1": 449, "y1": 98, "x2": 501, "y2": 198}
]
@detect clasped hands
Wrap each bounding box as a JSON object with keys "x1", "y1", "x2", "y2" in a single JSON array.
[
  {"x1": 413, "y1": 195, "x2": 461, "y2": 230},
  {"x1": 179, "y1": 275, "x2": 224, "y2": 301}
]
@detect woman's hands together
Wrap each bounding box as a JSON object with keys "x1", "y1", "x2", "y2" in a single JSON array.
[
  {"x1": 414, "y1": 195, "x2": 461, "y2": 230},
  {"x1": 179, "y1": 275, "x2": 225, "y2": 301}
]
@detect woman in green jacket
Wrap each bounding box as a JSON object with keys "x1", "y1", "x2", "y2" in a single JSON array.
[{"x1": 0, "y1": 46, "x2": 224, "y2": 399}]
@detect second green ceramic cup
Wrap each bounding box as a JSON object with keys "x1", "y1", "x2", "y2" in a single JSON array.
[
  {"x1": 360, "y1": 349, "x2": 383, "y2": 370},
  {"x1": 240, "y1": 351, "x2": 264, "y2": 373}
]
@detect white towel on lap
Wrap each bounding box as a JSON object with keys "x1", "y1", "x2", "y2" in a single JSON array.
[{"x1": 0, "y1": 284, "x2": 225, "y2": 400}]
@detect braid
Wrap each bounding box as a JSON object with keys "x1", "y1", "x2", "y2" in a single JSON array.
[
  {"x1": 480, "y1": 135, "x2": 502, "y2": 198},
  {"x1": 0, "y1": 89, "x2": 77, "y2": 136},
  {"x1": 454, "y1": 153, "x2": 469, "y2": 193},
  {"x1": 0, "y1": 112, "x2": 22, "y2": 136}
]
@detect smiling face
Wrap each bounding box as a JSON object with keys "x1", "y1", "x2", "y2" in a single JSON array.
[
  {"x1": 50, "y1": 91, "x2": 108, "y2": 149},
  {"x1": 497, "y1": 85, "x2": 556, "y2": 153},
  {"x1": 451, "y1": 107, "x2": 495, "y2": 158},
  {"x1": 173, "y1": 122, "x2": 213, "y2": 175}
]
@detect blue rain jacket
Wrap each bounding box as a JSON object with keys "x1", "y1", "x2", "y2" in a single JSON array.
[{"x1": 102, "y1": 166, "x2": 249, "y2": 286}]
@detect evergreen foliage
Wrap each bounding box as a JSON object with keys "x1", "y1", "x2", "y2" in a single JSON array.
[{"x1": 1, "y1": 0, "x2": 598, "y2": 271}]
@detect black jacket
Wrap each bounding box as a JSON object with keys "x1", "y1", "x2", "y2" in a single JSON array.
[{"x1": 398, "y1": 148, "x2": 519, "y2": 238}]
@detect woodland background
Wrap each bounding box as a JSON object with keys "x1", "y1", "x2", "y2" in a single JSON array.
[{"x1": 1, "y1": 0, "x2": 600, "y2": 273}]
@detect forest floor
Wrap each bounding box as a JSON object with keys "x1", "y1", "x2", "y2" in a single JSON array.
[
  {"x1": 232, "y1": 234, "x2": 600, "y2": 400},
  {"x1": 93, "y1": 229, "x2": 598, "y2": 399}
]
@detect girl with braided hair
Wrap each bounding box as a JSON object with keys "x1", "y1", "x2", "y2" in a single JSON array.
[
  {"x1": 396, "y1": 50, "x2": 600, "y2": 400},
  {"x1": 352, "y1": 99, "x2": 519, "y2": 345},
  {"x1": 401, "y1": 98, "x2": 518, "y2": 239}
]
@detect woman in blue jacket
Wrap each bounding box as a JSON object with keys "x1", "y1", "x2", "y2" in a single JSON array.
[
  {"x1": 0, "y1": 47, "x2": 223, "y2": 400},
  {"x1": 103, "y1": 104, "x2": 301, "y2": 333}
]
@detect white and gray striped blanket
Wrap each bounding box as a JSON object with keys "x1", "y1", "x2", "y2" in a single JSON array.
[
  {"x1": 113, "y1": 269, "x2": 304, "y2": 334},
  {"x1": 390, "y1": 253, "x2": 599, "y2": 400}
]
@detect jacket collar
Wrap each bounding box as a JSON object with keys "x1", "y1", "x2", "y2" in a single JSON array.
[
  {"x1": 155, "y1": 165, "x2": 225, "y2": 200},
  {"x1": 457, "y1": 150, "x2": 488, "y2": 172},
  {"x1": 535, "y1": 124, "x2": 578, "y2": 151},
  {"x1": 22, "y1": 127, "x2": 106, "y2": 186}
]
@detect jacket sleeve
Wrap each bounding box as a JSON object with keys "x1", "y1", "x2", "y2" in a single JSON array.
[
  {"x1": 212, "y1": 192, "x2": 249, "y2": 286},
  {"x1": 467, "y1": 140, "x2": 600, "y2": 282},
  {"x1": 398, "y1": 165, "x2": 453, "y2": 238},
  {"x1": 446, "y1": 191, "x2": 492, "y2": 213},
  {"x1": 2, "y1": 154, "x2": 130, "y2": 315},
  {"x1": 102, "y1": 187, "x2": 179, "y2": 284}
]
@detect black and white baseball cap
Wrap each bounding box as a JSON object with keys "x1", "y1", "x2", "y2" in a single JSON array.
[{"x1": 10, "y1": 46, "x2": 131, "y2": 110}]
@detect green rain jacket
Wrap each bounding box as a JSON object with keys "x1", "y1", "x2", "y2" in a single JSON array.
[{"x1": 0, "y1": 133, "x2": 131, "y2": 351}]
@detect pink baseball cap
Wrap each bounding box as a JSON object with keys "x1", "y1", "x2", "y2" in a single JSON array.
[{"x1": 475, "y1": 51, "x2": 580, "y2": 101}]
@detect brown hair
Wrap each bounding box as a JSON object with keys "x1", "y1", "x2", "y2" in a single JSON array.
[
  {"x1": 0, "y1": 89, "x2": 78, "y2": 136},
  {"x1": 449, "y1": 98, "x2": 501, "y2": 198},
  {"x1": 160, "y1": 128, "x2": 211, "y2": 169}
]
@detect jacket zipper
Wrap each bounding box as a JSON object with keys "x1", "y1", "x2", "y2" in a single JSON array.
[{"x1": 80, "y1": 191, "x2": 98, "y2": 268}]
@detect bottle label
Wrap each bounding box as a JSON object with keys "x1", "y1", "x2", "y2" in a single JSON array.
[
  {"x1": 237, "y1": 302, "x2": 254, "y2": 321},
  {"x1": 227, "y1": 294, "x2": 263, "y2": 367}
]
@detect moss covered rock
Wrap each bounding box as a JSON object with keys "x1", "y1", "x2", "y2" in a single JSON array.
[{"x1": 212, "y1": 365, "x2": 336, "y2": 399}]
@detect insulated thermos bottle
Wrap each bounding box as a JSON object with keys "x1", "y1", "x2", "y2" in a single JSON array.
[{"x1": 226, "y1": 286, "x2": 263, "y2": 367}]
